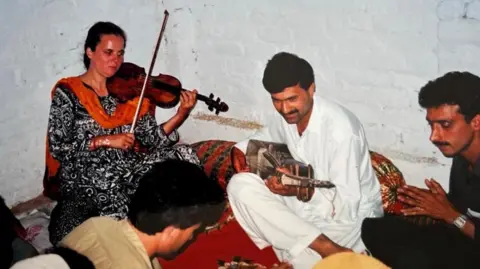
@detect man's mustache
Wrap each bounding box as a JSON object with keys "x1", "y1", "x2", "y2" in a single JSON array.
[
  {"x1": 281, "y1": 110, "x2": 298, "y2": 116},
  {"x1": 433, "y1": 141, "x2": 450, "y2": 147}
]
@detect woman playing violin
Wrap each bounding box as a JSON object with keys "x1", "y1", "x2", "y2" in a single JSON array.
[{"x1": 45, "y1": 21, "x2": 200, "y2": 245}]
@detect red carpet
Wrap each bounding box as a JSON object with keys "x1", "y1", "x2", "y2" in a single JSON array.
[{"x1": 158, "y1": 219, "x2": 279, "y2": 269}]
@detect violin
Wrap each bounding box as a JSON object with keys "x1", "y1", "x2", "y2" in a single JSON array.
[
  {"x1": 109, "y1": 10, "x2": 228, "y2": 133},
  {"x1": 107, "y1": 62, "x2": 229, "y2": 114}
]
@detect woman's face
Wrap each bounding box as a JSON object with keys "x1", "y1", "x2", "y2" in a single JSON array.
[{"x1": 86, "y1": 34, "x2": 125, "y2": 78}]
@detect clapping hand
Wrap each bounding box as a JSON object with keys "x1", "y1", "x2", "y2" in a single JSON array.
[{"x1": 398, "y1": 178, "x2": 460, "y2": 222}]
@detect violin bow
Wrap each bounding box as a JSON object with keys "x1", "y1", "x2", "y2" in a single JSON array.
[{"x1": 129, "y1": 10, "x2": 170, "y2": 133}]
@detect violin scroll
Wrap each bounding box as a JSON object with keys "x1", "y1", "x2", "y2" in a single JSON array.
[{"x1": 205, "y1": 93, "x2": 229, "y2": 115}]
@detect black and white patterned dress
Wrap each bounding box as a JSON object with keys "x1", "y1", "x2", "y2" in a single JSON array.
[{"x1": 47, "y1": 84, "x2": 199, "y2": 245}]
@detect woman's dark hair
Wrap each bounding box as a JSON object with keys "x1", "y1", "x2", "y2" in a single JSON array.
[
  {"x1": 262, "y1": 52, "x2": 315, "y2": 94},
  {"x1": 127, "y1": 159, "x2": 226, "y2": 235},
  {"x1": 83, "y1": 21, "x2": 127, "y2": 69},
  {"x1": 418, "y1": 71, "x2": 480, "y2": 122}
]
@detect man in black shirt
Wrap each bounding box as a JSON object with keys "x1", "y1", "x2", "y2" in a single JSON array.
[{"x1": 361, "y1": 71, "x2": 480, "y2": 269}]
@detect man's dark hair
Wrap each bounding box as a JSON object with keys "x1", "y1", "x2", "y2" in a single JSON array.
[
  {"x1": 262, "y1": 52, "x2": 315, "y2": 94},
  {"x1": 418, "y1": 71, "x2": 480, "y2": 122},
  {"x1": 127, "y1": 160, "x2": 226, "y2": 235}
]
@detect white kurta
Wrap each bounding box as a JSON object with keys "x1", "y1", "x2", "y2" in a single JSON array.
[{"x1": 226, "y1": 96, "x2": 384, "y2": 269}]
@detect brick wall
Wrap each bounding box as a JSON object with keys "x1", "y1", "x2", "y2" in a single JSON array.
[{"x1": 1, "y1": 0, "x2": 479, "y2": 205}]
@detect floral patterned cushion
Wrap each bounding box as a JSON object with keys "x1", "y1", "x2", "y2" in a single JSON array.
[
  {"x1": 191, "y1": 140, "x2": 237, "y2": 232},
  {"x1": 191, "y1": 140, "x2": 236, "y2": 191},
  {"x1": 369, "y1": 151, "x2": 408, "y2": 215}
]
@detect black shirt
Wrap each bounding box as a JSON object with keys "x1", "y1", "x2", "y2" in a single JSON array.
[{"x1": 448, "y1": 156, "x2": 480, "y2": 241}]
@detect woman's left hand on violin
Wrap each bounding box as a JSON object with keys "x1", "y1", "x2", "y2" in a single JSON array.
[{"x1": 177, "y1": 89, "x2": 198, "y2": 117}]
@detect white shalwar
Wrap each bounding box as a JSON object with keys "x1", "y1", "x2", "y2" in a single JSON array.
[{"x1": 227, "y1": 96, "x2": 384, "y2": 269}]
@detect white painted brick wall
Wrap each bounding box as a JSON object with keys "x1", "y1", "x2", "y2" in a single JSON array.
[{"x1": 1, "y1": 0, "x2": 479, "y2": 206}]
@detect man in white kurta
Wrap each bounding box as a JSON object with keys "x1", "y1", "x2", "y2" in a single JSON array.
[{"x1": 226, "y1": 52, "x2": 383, "y2": 269}]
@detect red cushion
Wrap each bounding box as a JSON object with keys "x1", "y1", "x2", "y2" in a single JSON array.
[
  {"x1": 369, "y1": 151, "x2": 408, "y2": 215},
  {"x1": 191, "y1": 140, "x2": 236, "y2": 191}
]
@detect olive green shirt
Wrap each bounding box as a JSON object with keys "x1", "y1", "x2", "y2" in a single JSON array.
[{"x1": 61, "y1": 216, "x2": 162, "y2": 269}]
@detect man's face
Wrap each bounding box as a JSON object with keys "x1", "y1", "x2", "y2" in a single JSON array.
[
  {"x1": 156, "y1": 223, "x2": 202, "y2": 260},
  {"x1": 270, "y1": 83, "x2": 314, "y2": 125},
  {"x1": 427, "y1": 104, "x2": 475, "y2": 157}
]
